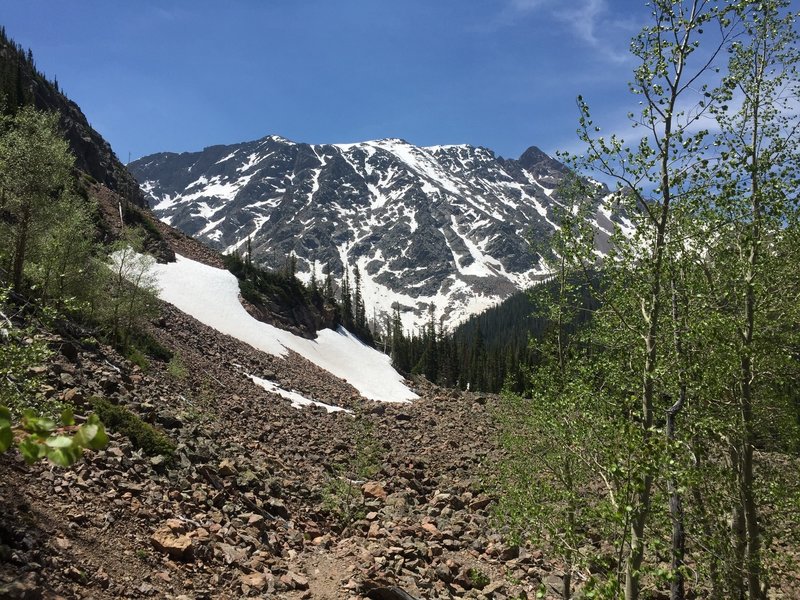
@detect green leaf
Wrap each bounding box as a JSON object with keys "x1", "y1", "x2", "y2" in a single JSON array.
[
  {"x1": 21, "y1": 412, "x2": 56, "y2": 436},
  {"x1": 45, "y1": 435, "x2": 73, "y2": 449},
  {"x1": 61, "y1": 407, "x2": 75, "y2": 427},
  {"x1": 88, "y1": 424, "x2": 108, "y2": 450},
  {"x1": 47, "y1": 446, "x2": 80, "y2": 467},
  {"x1": 74, "y1": 420, "x2": 108, "y2": 451},
  {"x1": 0, "y1": 423, "x2": 12, "y2": 453},
  {"x1": 73, "y1": 423, "x2": 96, "y2": 447},
  {"x1": 82, "y1": 414, "x2": 108, "y2": 450},
  {"x1": 18, "y1": 436, "x2": 46, "y2": 464},
  {"x1": 0, "y1": 406, "x2": 11, "y2": 422}
]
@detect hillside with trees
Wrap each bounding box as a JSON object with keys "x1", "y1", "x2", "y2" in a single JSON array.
[
  {"x1": 381, "y1": 277, "x2": 598, "y2": 394},
  {"x1": 495, "y1": 2, "x2": 800, "y2": 599},
  {"x1": 1, "y1": 2, "x2": 800, "y2": 599}
]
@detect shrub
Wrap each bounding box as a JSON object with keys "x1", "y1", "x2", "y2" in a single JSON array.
[
  {"x1": 321, "y1": 413, "x2": 383, "y2": 530},
  {"x1": 90, "y1": 397, "x2": 175, "y2": 459},
  {"x1": 125, "y1": 346, "x2": 149, "y2": 371},
  {"x1": 166, "y1": 353, "x2": 187, "y2": 380},
  {"x1": 468, "y1": 568, "x2": 490, "y2": 590},
  {"x1": 0, "y1": 406, "x2": 108, "y2": 467}
]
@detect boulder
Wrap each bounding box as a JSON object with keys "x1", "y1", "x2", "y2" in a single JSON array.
[{"x1": 150, "y1": 526, "x2": 193, "y2": 560}]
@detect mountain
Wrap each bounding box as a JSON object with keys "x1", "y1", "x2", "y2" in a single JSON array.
[
  {"x1": 130, "y1": 136, "x2": 626, "y2": 330},
  {"x1": 0, "y1": 27, "x2": 145, "y2": 207}
]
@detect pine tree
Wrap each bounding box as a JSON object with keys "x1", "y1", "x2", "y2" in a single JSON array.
[
  {"x1": 340, "y1": 268, "x2": 354, "y2": 330},
  {"x1": 353, "y1": 264, "x2": 365, "y2": 331}
]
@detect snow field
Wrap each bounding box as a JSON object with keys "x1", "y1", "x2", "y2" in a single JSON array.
[{"x1": 146, "y1": 254, "x2": 418, "y2": 404}]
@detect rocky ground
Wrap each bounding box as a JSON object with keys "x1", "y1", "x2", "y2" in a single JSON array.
[
  {"x1": 0, "y1": 206, "x2": 561, "y2": 600},
  {"x1": 1, "y1": 191, "x2": 797, "y2": 599},
  {"x1": 0, "y1": 301, "x2": 558, "y2": 600}
]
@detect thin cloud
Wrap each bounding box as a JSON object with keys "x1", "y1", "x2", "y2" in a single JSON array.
[
  {"x1": 554, "y1": 0, "x2": 632, "y2": 64},
  {"x1": 498, "y1": 0, "x2": 636, "y2": 64}
]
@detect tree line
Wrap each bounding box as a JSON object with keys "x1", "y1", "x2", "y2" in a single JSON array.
[
  {"x1": 495, "y1": 2, "x2": 800, "y2": 599},
  {"x1": 379, "y1": 281, "x2": 597, "y2": 393}
]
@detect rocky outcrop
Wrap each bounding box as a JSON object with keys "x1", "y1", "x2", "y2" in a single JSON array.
[{"x1": 0, "y1": 33, "x2": 146, "y2": 208}]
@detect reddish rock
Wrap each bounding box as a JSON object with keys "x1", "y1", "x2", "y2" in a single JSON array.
[
  {"x1": 151, "y1": 526, "x2": 193, "y2": 560},
  {"x1": 240, "y1": 572, "x2": 267, "y2": 590},
  {"x1": 362, "y1": 481, "x2": 387, "y2": 500}
]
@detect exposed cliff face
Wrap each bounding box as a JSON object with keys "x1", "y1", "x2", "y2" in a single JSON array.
[
  {"x1": 131, "y1": 136, "x2": 625, "y2": 329},
  {"x1": 0, "y1": 31, "x2": 146, "y2": 207}
]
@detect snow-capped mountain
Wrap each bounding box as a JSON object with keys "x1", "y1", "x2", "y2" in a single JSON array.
[{"x1": 131, "y1": 136, "x2": 622, "y2": 330}]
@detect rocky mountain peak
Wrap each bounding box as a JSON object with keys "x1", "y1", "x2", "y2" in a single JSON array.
[{"x1": 130, "y1": 136, "x2": 624, "y2": 330}]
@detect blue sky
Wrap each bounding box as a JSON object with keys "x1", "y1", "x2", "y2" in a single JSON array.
[{"x1": 3, "y1": 0, "x2": 651, "y2": 162}]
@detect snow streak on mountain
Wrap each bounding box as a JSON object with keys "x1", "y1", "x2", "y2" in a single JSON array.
[{"x1": 131, "y1": 136, "x2": 623, "y2": 330}]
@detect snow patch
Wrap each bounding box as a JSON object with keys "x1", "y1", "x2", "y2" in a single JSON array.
[
  {"x1": 146, "y1": 254, "x2": 416, "y2": 403},
  {"x1": 248, "y1": 375, "x2": 349, "y2": 413}
]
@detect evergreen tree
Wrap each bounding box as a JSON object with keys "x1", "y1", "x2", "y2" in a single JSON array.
[
  {"x1": 323, "y1": 268, "x2": 335, "y2": 304},
  {"x1": 390, "y1": 304, "x2": 407, "y2": 372},
  {"x1": 340, "y1": 267, "x2": 354, "y2": 330},
  {"x1": 353, "y1": 264, "x2": 365, "y2": 331},
  {"x1": 412, "y1": 304, "x2": 439, "y2": 382}
]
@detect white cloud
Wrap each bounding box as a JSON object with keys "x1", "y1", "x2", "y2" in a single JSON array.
[
  {"x1": 555, "y1": 0, "x2": 630, "y2": 63},
  {"x1": 502, "y1": 0, "x2": 637, "y2": 64},
  {"x1": 509, "y1": 0, "x2": 548, "y2": 9}
]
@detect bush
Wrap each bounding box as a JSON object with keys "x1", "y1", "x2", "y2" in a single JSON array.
[
  {"x1": 467, "y1": 568, "x2": 490, "y2": 589},
  {"x1": 90, "y1": 397, "x2": 175, "y2": 459},
  {"x1": 166, "y1": 353, "x2": 187, "y2": 380},
  {"x1": 321, "y1": 413, "x2": 383, "y2": 530},
  {"x1": 0, "y1": 406, "x2": 108, "y2": 467},
  {"x1": 121, "y1": 331, "x2": 173, "y2": 372},
  {"x1": 125, "y1": 346, "x2": 149, "y2": 371}
]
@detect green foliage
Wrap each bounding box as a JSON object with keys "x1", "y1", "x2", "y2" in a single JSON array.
[
  {"x1": 498, "y1": 2, "x2": 800, "y2": 599},
  {"x1": 0, "y1": 313, "x2": 50, "y2": 414},
  {"x1": 321, "y1": 474, "x2": 366, "y2": 530},
  {"x1": 166, "y1": 352, "x2": 187, "y2": 380},
  {"x1": 0, "y1": 105, "x2": 75, "y2": 292},
  {"x1": 100, "y1": 228, "x2": 160, "y2": 346},
  {"x1": 322, "y1": 413, "x2": 383, "y2": 531},
  {"x1": 124, "y1": 346, "x2": 149, "y2": 372},
  {"x1": 24, "y1": 192, "x2": 101, "y2": 312},
  {"x1": 131, "y1": 331, "x2": 173, "y2": 362},
  {"x1": 90, "y1": 396, "x2": 175, "y2": 459},
  {"x1": 0, "y1": 405, "x2": 108, "y2": 466},
  {"x1": 224, "y1": 251, "x2": 310, "y2": 310},
  {"x1": 467, "y1": 568, "x2": 490, "y2": 589},
  {"x1": 119, "y1": 330, "x2": 173, "y2": 372}
]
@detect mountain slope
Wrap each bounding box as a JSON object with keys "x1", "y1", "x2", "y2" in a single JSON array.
[
  {"x1": 0, "y1": 28, "x2": 145, "y2": 207},
  {"x1": 131, "y1": 136, "x2": 625, "y2": 330}
]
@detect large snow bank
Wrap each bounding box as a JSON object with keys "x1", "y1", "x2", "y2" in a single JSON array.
[{"x1": 147, "y1": 254, "x2": 417, "y2": 403}]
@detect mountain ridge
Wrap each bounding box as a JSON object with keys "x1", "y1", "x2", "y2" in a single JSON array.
[{"x1": 131, "y1": 135, "x2": 624, "y2": 331}]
